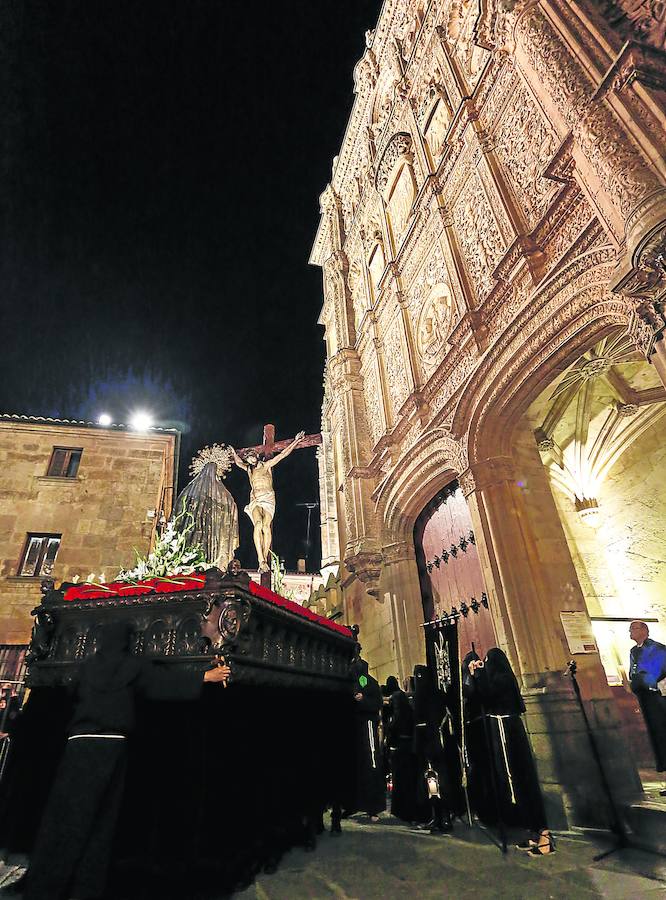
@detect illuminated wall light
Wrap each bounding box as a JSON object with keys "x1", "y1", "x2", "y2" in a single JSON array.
[
  {"x1": 575, "y1": 497, "x2": 601, "y2": 528},
  {"x1": 97, "y1": 413, "x2": 112, "y2": 426}
]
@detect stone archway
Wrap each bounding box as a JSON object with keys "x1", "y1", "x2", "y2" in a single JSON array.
[
  {"x1": 446, "y1": 259, "x2": 647, "y2": 825},
  {"x1": 373, "y1": 427, "x2": 472, "y2": 680},
  {"x1": 449, "y1": 246, "x2": 640, "y2": 680},
  {"x1": 523, "y1": 328, "x2": 666, "y2": 772}
]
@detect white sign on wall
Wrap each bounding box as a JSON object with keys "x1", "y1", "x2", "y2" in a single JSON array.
[{"x1": 560, "y1": 611, "x2": 598, "y2": 654}]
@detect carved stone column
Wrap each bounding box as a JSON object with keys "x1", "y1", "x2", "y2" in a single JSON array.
[
  {"x1": 328, "y1": 349, "x2": 382, "y2": 596},
  {"x1": 322, "y1": 249, "x2": 356, "y2": 352},
  {"x1": 317, "y1": 425, "x2": 340, "y2": 577},
  {"x1": 462, "y1": 425, "x2": 641, "y2": 827},
  {"x1": 380, "y1": 540, "x2": 426, "y2": 682}
]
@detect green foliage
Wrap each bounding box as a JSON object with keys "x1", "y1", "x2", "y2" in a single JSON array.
[
  {"x1": 268, "y1": 550, "x2": 295, "y2": 600},
  {"x1": 117, "y1": 508, "x2": 208, "y2": 582}
]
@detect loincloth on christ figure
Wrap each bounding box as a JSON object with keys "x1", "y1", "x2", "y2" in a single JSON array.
[{"x1": 245, "y1": 489, "x2": 276, "y2": 521}]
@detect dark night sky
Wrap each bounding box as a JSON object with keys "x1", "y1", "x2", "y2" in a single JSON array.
[{"x1": 0, "y1": 0, "x2": 382, "y2": 571}]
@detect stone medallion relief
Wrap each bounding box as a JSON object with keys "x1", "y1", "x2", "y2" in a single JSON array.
[{"x1": 417, "y1": 283, "x2": 453, "y2": 372}]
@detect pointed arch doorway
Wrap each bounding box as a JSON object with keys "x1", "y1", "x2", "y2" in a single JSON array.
[{"x1": 414, "y1": 479, "x2": 497, "y2": 660}]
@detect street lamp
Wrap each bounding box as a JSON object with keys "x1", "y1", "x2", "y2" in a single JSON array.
[{"x1": 296, "y1": 502, "x2": 319, "y2": 571}]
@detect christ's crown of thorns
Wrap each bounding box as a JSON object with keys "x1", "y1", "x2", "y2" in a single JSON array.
[{"x1": 191, "y1": 444, "x2": 234, "y2": 479}]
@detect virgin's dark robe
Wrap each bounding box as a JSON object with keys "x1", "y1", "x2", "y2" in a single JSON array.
[
  {"x1": 630, "y1": 638, "x2": 666, "y2": 771},
  {"x1": 467, "y1": 649, "x2": 547, "y2": 833},
  {"x1": 174, "y1": 461, "x2": 239, "y2": 570},
  {"x1": 349, "y1": 662, "x2": 385, "y2": 816}
]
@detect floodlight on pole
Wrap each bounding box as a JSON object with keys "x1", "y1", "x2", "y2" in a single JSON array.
[
  {"x1": 130, "y1": 411, "x2": 153, "y2": 431},
  {"x1": 97, "y1": 413, "x2": 112, "y2": 427}
]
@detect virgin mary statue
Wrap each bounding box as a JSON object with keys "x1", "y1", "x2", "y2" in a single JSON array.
[{"x1": 173, "y1": 461, "x2": 239, "y2": 570}]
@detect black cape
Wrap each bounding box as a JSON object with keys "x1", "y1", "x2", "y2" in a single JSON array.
[
  {"x1": 465, "y1": 648, "x2": 547, "y2": 832},
  {"x1": 412, "y1": 664, "x2": 464, "y2": 818},
  {"x1": 349, "y1": 661, "x2": 385, "y2": 816},
  {"x1": 385, "y1": 688, "x2": 424, "y2": 822}
]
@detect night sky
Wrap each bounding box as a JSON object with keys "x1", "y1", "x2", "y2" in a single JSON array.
[{"x1": 0, "y1": 0, "x2": 382, "y2": 571}]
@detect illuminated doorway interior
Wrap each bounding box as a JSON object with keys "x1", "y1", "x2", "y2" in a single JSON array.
[{"x1": 526, "y1": 331, "x2": 666, "y2": 776}]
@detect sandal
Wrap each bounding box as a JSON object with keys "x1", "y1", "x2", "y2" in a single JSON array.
[{"x1": 528, "y1": 832, "x2": 556, "y2": 856}]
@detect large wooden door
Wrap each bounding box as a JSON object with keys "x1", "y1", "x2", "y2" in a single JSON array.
[{"x1": 414, "y1": 481, "x2": 496, "y2": 660}]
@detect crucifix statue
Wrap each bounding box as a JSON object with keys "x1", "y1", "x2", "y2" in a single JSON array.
[{"x1": 230, "y1": 424, "x2": 322, "y2": 573}]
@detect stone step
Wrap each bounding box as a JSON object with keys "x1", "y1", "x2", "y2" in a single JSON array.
[{"x1": 623, "y1": 800, "x2": 666, "y2": 856}]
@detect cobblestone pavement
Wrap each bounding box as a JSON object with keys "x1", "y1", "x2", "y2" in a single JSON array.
[
  {"x1": 236, "y1": 813, "x2": 666, "y2": 900},
  {"x1": 2, "y1": 813, "x2": 665, "y2": 899}
]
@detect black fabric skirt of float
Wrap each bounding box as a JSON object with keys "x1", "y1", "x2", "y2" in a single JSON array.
[{"x1": 0, "y1": 683, "x2": 356, "y2": 899}]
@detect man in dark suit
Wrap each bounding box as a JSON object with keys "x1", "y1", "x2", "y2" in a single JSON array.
[{"x1": 629, "y1": 621, "x2": 666, "y2": 795}]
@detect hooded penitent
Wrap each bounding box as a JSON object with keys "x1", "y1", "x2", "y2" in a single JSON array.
[
  {"x1": 483, "y1": 648, "x2": 526, "y2": 716},
  {"x1": 70, "y1": 622, "x2": 143, "y2": 737},
  {"x1": 384, "y1": 675, "x2": 400, "y2": 695}
]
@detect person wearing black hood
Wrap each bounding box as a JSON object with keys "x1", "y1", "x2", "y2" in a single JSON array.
[
  {"x1": 6, "y1": 622, "x2": 230, "y2": 900},
  {"x1": 465, "y1": 648, "x2": 553, "y2": 856},
  {"x1": 461, "y1": 649, "x2": 496, "y2": 826},
  {"x1": 348, "y1": 659, "x2": 385, "y2": 822},
  {"x1": 412, "y1": 664, "x2": 461, "y2": 834},
  {"x1": 382, "y1": 675, "x2": 422, "y2": 823}
]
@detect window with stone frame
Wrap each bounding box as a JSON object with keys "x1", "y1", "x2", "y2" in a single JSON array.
[
  {"x1": 386, "y1": 163, "x2": 416, "y2": 248},
  {"x1": 423, "y1": 97, "x2": 450, "y2": 162},
  {"x1": 46, "y1": 447, "x2": 82, "y2": 478},
  {"x1": 18, "y1": 533, "x2": 61, "y2": 577},
  {"x1": 368, "y1": 242, "x2": 386, "y2": 300},
  {"x1": 0, "y1": 644, "x2": 28, "y2": 684}
]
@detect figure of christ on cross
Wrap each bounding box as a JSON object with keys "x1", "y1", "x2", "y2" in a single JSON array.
[{"x1": 230, "y1": 425, "x2": 321, "y2": 573}]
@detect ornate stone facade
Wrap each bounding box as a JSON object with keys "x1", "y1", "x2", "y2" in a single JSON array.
[{"x1": 311, "y1": 0, "x2": 666, "y2": 829}]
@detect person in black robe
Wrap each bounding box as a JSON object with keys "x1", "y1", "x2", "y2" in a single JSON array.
[
  {"x1": 347, "y1": 659, "x2": 385, "y2": 821},
  {"x1": 412, "y1": 664, "x2": 462, "y2": 834},
  {"x1": 4, "y1": 623, "x2": 230, "y2": 900},
  {"x1": 465, "y1": 648, "x2": 553, "y2": 856},
  {"x1": 380, "y1": 678, "x2": 394, "y2": 781},
  {"x1": 629, "y1": 621, "x2": 666, "y2": 792},
  {"x1": 461, "y1": 649, "x2": 496, "y2": 826},
  {"x1": 383, "y1": 676, "x2": 423, "y2": 823},
  {"x1": 0, "y1": 684, "x2": 21, "y2": 737}
]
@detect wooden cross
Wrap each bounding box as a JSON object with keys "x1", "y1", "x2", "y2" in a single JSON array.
[{"x1": 238, "y1": 424, "x2": 322, "y2": 460}]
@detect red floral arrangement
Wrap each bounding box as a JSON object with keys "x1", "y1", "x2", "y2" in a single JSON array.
[
  {"x1": 63, "y1": 574, "x2": 352, "y2": 637},
  {"x1": 63, "y1": 575, "x2": 207, "y2": 601}
]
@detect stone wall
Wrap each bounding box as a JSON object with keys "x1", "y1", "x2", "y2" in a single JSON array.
[{"x1": 0, "y1": 418, "x2": 177, "y2": 644}]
